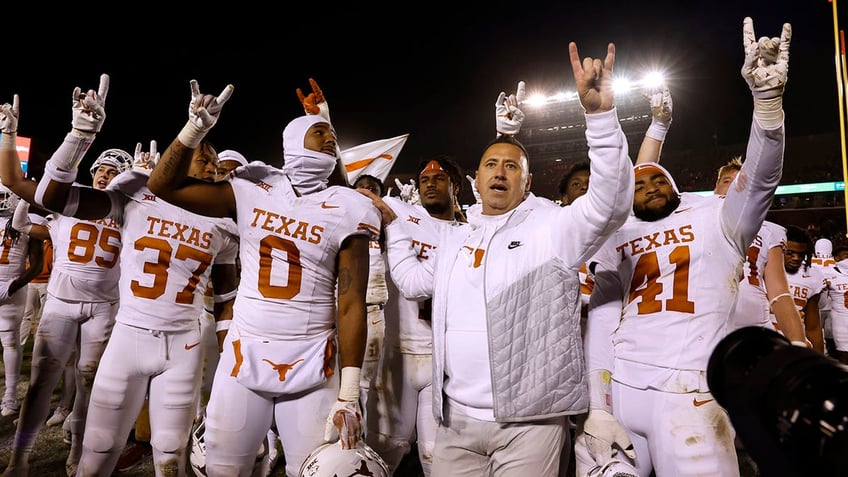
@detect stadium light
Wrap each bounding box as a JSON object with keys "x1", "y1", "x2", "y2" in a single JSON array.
[{"x1": 522, "y1": 71, "x2": 667, "y2": 107}]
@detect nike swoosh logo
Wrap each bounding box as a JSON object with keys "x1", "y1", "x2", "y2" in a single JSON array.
[
  {"x1": 674, "y1": 207, "x2": 692, "y2": 214},
  {"x1": 371, "y1": 320, "x2": 383, "y2": 325},
  {"x1": 693, "y1": 397, "x2": 714, "y2": 407},
  {"x1": 184, "y1": 342, "x2": 201, "y2": 351},
  {"x1": 321, "y1": 202, "x2": 339, "y2": 209},
  {"x1": 508, "y1": 241, "x2": 522, "y2": 250}
]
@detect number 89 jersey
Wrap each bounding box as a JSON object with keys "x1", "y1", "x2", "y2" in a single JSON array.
[
  {"x1": 591, "y1": 193, "x2": 748, "y2": 377},
  {"x1": 229, "y1": 166, "x2": 380, "y2": 340},
  {"x1": 109, "y1": 172, "x2": 238, "y2": 331}
]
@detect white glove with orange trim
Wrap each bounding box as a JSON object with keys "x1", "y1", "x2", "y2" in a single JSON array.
[
  {"x1": 0, "y1": 94, "x2": 19, "y2": 135},
  {"x1": 643, "y1": 84, "x2": 672, "y2": 141},
  {"x1": 177, "y1": 80, "x2": 234, "y2": 148},
  {"x1": 296, "y1": 78, "x2": 332, "y2": 123},
  {"x1": 133, "y1": 140, "x2": 159, "y2": 174},
  {"x1": 71, "y1": 74, "x2": 109, "y2": 136},
  {"x1": 324, "y1": 367, "x2": 362, "y2": 449},
  {"x1": 395, "y1": 178, "x2": 420, "y2": 205},
  {"x1": 495, "y1": 80, "x2": 526, "y2": 136},
  {"x1": 741, "y1": 17, "x2": 791, "y2": 129},
  {"x1": 583, "y1": 409, "x2": 636, "y2": 466}
]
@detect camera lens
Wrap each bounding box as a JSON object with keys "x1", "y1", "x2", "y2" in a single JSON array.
[{"x1": 707, "y1": 326, "x2": 848, "y2": 476}]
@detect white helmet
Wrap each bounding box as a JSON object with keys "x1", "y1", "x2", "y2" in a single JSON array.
[
  {"x1": 89, "y1": 148, "x2": 133, "y2": 176},
  {"x1": 0, "y1": 184, "x2": 20, "y2": 218},
  {"x1": 587, "y1": 459, "x2": 638, "y2": 477},
  {"x1": 815, "y1": 238, "x2": 833, "y2": 259},
  {"x1": 299, "y1": 441, "x2": 389, "y2": 477},
  {"x1": 189, "y1": 416, "x2": 207, "y2": 477}
]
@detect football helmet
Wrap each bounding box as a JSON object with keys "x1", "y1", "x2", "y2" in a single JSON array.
[
  {"x1": 89, "y1": 148, "x2": 132, "y2": 176},
  {"x1": 299, "y1": 440, "x2": 389, "y2": 477},
  {"x1": 0, "y1": 185, "x2": 20, "y2": 218},
  {"x1": 587, "y1": 459, "x2": 638, "y2": 477},
  {"x1": 189, "y1": 416, "x2": 207, "y2": 477},
  {"x1": 815, "y1": 238, "x2": 833, "y2": 259}
]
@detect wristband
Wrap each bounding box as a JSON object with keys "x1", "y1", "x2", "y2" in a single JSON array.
[
  {"x1": 213, "y1": 289, "x2": 238, "y2": 303},
  {"x1": 768, "y1": 292, "x2": 792, "y2": 309},
  {"x1": 790, "y1": 340, "x2": 809, "y2": 348},
  {"x1": 177, "y1": 121, "x2": 205, "y2": 149},
  {"x1": 215, "y1": 320, "x2": 232, "y2": 332},
  {"x1": 588, "y1": 369, "x2": 613, "y2": 412},
  {"x1": 338, "y1": 366, "x2": 361, "y2": 402},
  {"x1": 645, "y1": 118, "x2": 671, "y2": 142},
  {"x1": 40, "y1": 165, "x2": 77, "y2": 185},
  {"x1": 0, "y1": 132, "x2": 16, "y2": 150},
  {"x1": 70, "y1": 128, "x2": 95, "y2": 140},
  {"x1": 753, "y1": 96, "x2": 784, "y2": 130}
]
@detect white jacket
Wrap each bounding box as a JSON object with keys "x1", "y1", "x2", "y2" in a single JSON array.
[{"x1": 386, "y1": 109, "x2": 634, "y2": 423}]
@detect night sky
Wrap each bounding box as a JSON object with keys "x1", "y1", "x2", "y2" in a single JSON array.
[{"x1": 1, "y1": 1, "x2": 844, "y2": 189}]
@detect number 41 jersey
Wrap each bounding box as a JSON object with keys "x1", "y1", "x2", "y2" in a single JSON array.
[{"x1": 591, "y1": 192, "x2": 749, "y2": 379}]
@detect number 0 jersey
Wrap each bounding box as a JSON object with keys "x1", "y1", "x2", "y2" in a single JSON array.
[
  {"x1": 229, "y1": 165, "x2": 380, "y2": 340},
  {"x1": 107, "y1": 171, "x2": 238, "y2": 331}
]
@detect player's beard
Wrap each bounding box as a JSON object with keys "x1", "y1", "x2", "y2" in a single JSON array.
[
  {"x1": 633, "y1": 193, "x2": 681, "y2": 222},
  {"x1": 423, "y1": 197, "x2": 452, "y2": 217}
]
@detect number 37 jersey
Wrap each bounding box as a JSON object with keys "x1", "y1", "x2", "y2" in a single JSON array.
[
  {"x1": 229, "y1": 166, "x2": 380, "y2": 340},
  {"x1": 108, "y1": 172, "x2": 238, "y2": 331}
]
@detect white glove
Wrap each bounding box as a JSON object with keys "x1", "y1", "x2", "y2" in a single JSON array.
[
  {"x1": 0, "y1": 94, "x2": 19, "y2": 134},
  {"x1": 177, "y1": 80, "x2": 235, "y2": 148},
  {"x1": 323, "y1": 400, "x2": 362, "y2": 449},
  {"x1": 741, "y1": 17, "x2": 791, "y2": 99},
  {"x1": 296, "y1": 78, "x2": 332, "y2": 123},
  {"x1": 495, "y1": 81, "x2": 526, "y2": 136},
  {"x1": 466, "y1": 174, "x2": 482, "y2": 205},
  {"x1": 741, "y1": 17, "x2": 791, "y2": 129},
  {"x1": 394, "y1": 178, "x2": 420, "y2": 205},
  {"x1": 71, "y1": 74, "x2": 109, "y2": 136},
  {"x1": 583, "y1": 409, "x2": 636, "y2": 467},
  {"x1": 643, "y1": 84, "x2": 672, "y2": 141},
  {"x1": 133, "y1": 140, "x2": 159, "y2": 174}
]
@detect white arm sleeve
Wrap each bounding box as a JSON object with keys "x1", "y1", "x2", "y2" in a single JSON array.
[
  {"x1": 11, "y1": 200, "x2": 31, "y2": 234},
  {"x1": 585, "y1": 250, "x2": 621, "y2": 376},
  {"x1": 721, "y1": 119, "x2": 784, "y2": 254},
  {"x1": 555, "y1": 108, "x2": 635, "y2": 269},
  {"x1": 383, "y1": 218, "x2": 435, "y2": 301}
]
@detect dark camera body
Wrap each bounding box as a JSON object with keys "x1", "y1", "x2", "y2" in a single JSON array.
[{"x1": 707, "y1": 326, "x2": 848, "y2": 476}]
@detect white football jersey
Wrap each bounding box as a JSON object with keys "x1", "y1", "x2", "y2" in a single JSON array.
[
  {"x1": 228, "y1": 165, "x2": 380, "y2": 340},
  {"x1": 591, "y1": 193, "x2": 751, "y2": 382},
  {"x1": 366, "y1": 239, "x2": 388, "y2": 306},
  {"x1": 382, "y1": 197, "x2": 465, "y2": 354},
  {"x1": 732, "y1": 220, "x2": 786, "y2": 329},
  {"x1": 812, "y1": 254, "x2": 837, "y2": 313},
  {"x1": 779, "y1": 265, "x2": 826, "y2": 327},
  {"x1": 0, "y1": 218, "x2": 32, "y2": 282},
  {"x1": 826, "y1": 262, "x2": 848, "y2": 349},
  {"x1": 107, "y1": 171, "x2": 238, "y2": 331},
  {"x1": 47, "y1": 212, "x2": 122, "y2": 302}
]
